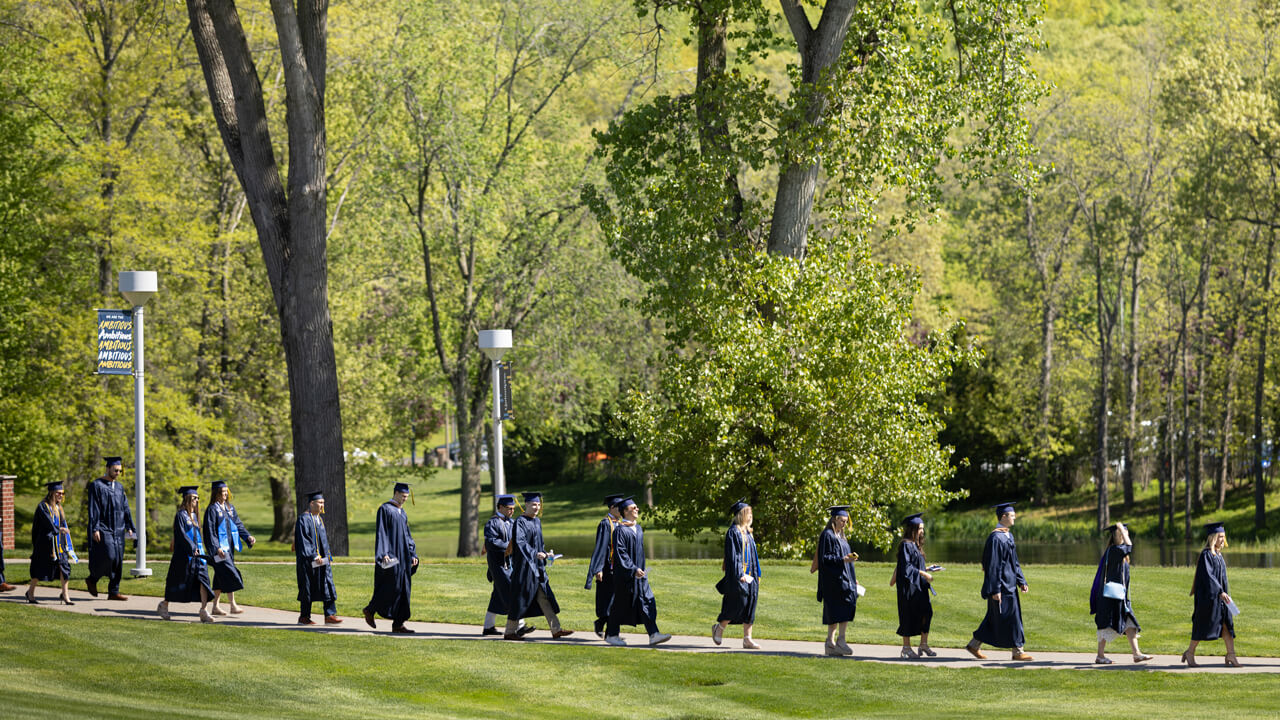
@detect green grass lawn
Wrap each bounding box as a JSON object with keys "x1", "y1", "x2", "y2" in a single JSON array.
[
  {"x1": 0, "y1": 603, "x2": 1275, "y2": 720},
  {"x1": 8, "y1": 556, "x2": 1278, "y2": 657}
]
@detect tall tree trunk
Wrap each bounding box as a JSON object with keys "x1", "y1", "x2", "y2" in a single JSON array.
[
  {"x1": 1194, "y1": 286, "x2": 1207, "y2": 513},
  {"x1": 1179, "y1": 304, "x2": 1193, "y2": 540},
  {"x1": 1122, "y1": 254, "x2": 1141, "y2": 510},
  {"x1": 1157, "y1": 416, "x2": 1168, "y2": 539},
  {"x1": 1094, "y1": 338, "x2": 1112, "y2": 531},
  {"x1": 454, "y1": 360, "x2": 488, "y2": 557},
  {"x1": 269, "y1": 466, "x2": 296, "y2": 543},
  {"x1": 1253, "y1": 232, "x2": 1275, "y2": 531},
  {"x1": 1035, "y1": 297, "x2": 1056, "y2": 506},
  {"x1": 187, "y1": 0, "x2": 349, "y2": 554},
  {"x1": 1218, "y1": 326, "x2": 1239, "y2": 511}
]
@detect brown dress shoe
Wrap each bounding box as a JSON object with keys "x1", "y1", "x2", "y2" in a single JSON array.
[
  {"x1": 391, "y1": 625, "x2": 415, "y2": 634},
  {"x1": 552, "y1": 629, "x2": 574, "y2": 639},
  {"x1": 298, "y1": 617, "x2": 317, "y2": 625},
  {"x1": 108, "y1": 593, "x2": 129, "y2": 601},
  {"x1": 363, "y1": 607, "x2": 377, "y2": 629},
  {"x1": 502, "y1": 633, "x2": 524, "y2": 640},
  {"x1": 965, "y1": 644, "x2": 987, "y2": 660},
  {"x1": 0, "y1": 583, "x2": 16, "y2": 592},
  {"x1": 324, "y1": 615, "x2": 343, "y2": 624},
  {"x1": 86, "y1": 579, "x2": 99, "y2": 597},
  {"x1": 1011, "y1": 652, "x2": 1035, "y2": 661}
]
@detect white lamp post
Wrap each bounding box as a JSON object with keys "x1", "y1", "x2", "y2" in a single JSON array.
[
  {"x1": 119, "y1": 271, "x2": 157, "y2": 577},
  {"x1": 477, "y1": 329, "x2": 512, "y2": 498}
]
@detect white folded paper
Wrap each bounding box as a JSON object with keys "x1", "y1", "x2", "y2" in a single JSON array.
[
  {"x1": 1226, "y1": 600, "x2": 1241, "y2": 617},
  {"x1": 312, "y1": 557, "x2": 328, "y2": 568},
  {"x1": 855, "y1": 583, "x2": 866, "y2": 597},
  {"x1": 378, "y1": 556, "x2": 399, "y2": 569}
]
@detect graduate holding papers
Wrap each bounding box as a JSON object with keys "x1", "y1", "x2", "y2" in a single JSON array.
[
  {"x1": 157, "y1": 486, "x2": 215, "y2": 623},
  {"x1": 586, "y1": 494, "x2": 624, "y2": 638},
  {"x1": 816, "y1": 505, "x2": 857, "y2": 656},
  {"x1": 295, "y1": 491, "x2": 341, "y2": 625},
  {"x1": 26, "y1": 482, "x2": 74, "y2": 605},
  {"x1": 713, "y1": 499, "x2": 760, "y2": 649},
  {"x1": 893, "y1": 513, "x2": 935, "y2": 659},
  {"x1": 86, "y1": 456, "x2": 135, "y2": 600},
  {"x1": 363, "y1": 482, "x2": 419, "y2": 634},
  {"x1": 966, "y1": 502, "x2": 1033, "y2": 661},
  {"x1": 482, "y1": 495, "x2": 531, "y2": 636},
  {"x1": 1090, "y1": 522, "x2": 1152, "y2": 664},
  {"x1": 504, "y1": 491, "x2": 572, "y2": 640},
  {"x1": 1181, "y1": 521, "x2": 1240, "y2": 667},
  {"x1": 604, "y1": 496, "x2": 671, "y2": 647},
  {"x1": 203, "y1": 480, "x2": 255, "y2": 615}
]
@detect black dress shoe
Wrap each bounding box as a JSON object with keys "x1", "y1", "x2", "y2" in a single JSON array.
[
  {"x1": 86, "y1": 579, "x2": 99, "y2": 597},
  {"x1": 516, "y1": 624, "x2": 536, "y2": 637},
  {"x1": 363, "y1": 607, "x2": 376, "y2": 629},
  {"x1": 26, "y1": 591, "x2": 37, "y2": 604},
  {"x1": 60, "y1": 595, "x2": 74, "y2": 606},
  {"x1": 482, "y1": 627, "x2": 501, "y2": 636}
]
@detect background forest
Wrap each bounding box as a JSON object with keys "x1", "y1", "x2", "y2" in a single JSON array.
[{"x1": 0, "y1": 0, "x2": 1277, "y2": 553}]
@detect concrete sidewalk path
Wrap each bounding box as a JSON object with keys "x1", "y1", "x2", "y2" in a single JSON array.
[{"x1": 3, "y1": 589, "x2": 1275, "y2": 674}]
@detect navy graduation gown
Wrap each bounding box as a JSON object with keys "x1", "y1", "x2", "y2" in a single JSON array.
[
  {"x1": 716, "y1": 526, "x2": 760, "y2": 625},
  {"x1": 585, "y1": 514, "x2": 619, "y2": 622},
  {"x1": 816, "y1": 528, "x2": 856, "y2": 624},
  {"x1": 895, "y1": 540, "x2": 932, "y2": 637},
  {"x1": 295, "y1": 513, "x2": 336, "y2": 605},
  {"x1": 164, "y1": 510, "x2": 212, "y2": 603},
  {"x1": 609, "y1": 521, "x2": 657, "y2": 627},
  {"x1": 368, "y1": 501, "x2": 418, "y2": 623},
  {"x1": 1191, "y1": 549, "x2": 1234, "y2": 641},
  {"x1": 203, "y1": 501, "x2": 251, "y2": 593},
  {"x1": 972, "y1": 529, "x2": 1026, "y2": 648},
  {"x1": 508, "y1": 514, "x2": 559, "y2": 619},
  {"x1": 1091, "y1": 544, "x2": 1139, "y2": 635},
  {"x1": 483, "y1": 513, "x2": 515, "y2": 614},
  {"x1": 86, "y1": 477, "x2": 135, "y2": 578},
  {"x1": 29, "y1": 501, "x2": 71, "y2": 581}
]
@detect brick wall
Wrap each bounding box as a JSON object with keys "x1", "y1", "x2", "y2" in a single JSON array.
[{"x1": 1, "y1": 475, "x2": 14, "y2": 550}]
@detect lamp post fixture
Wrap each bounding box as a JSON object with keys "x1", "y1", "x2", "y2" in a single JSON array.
[
  {"x1": 119, "y1": 270, "x2": 157, "y2": 577},
  {"x1": 477, "y1": 329, "x2": 512, "y2": 498}
]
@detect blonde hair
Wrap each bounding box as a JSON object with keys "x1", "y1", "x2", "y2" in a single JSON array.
[
  {"x1": 1204, "y1": 531, "x2": 1226, "y2": 553},
  {"x1": 733, "y1": 506, "x2": 752, "y2": 535}
]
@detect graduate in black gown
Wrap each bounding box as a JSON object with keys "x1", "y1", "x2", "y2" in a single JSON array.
[
  {"x1": 363, "y1": 482, "x2": 419, "y2": 634},
  {"x1": 892, "y1": 513, "x2": 935, "y2": 659},
  {"x1": 503, "y1": 491, "x2": 572, "y2": 640},
  {"x1": 1089, "y1": 522, "x2": 1152, "y2": 664},
  {"x1": 157, "y1": 486, "x2": 215, "y2": 623},
  {"x1": 295, "y1": 491, "x2": 341, "y2": 625},
  {"x1": 604, "y1": 497, "x2": 671, "y2": 647},
  {"x1": 713, "y1": 499, "x2": 761, "y2": 649},
  {"x1": 1181, "y1": 521, "x2": 1239, "y2": 667},
  {"x1": 203, "y1": 480, "x2": 255, "y2": 615},
  {"x1": 815, "y1": 505, "x2": 858, "y2": 656},
  {"x1": 585, "y1": 493, "x2": 624, "y2": 638},
  {"x1": 26, "y1": 482, "x2": 74, "y2": 605},
  {"x1": 965, "y1": 502, "x2": 1033, "y2": 661},
  {"x1": 86, "y1": 456, "x2": 135, "y2": 600},
  {"x1": 482, "y1": 494, "x2": 530, "y2": 636}
]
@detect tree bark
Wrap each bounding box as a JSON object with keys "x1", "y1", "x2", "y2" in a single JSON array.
[
  {"x1": 1122, "y1": 253, "x2": 1141, "y2": 510},
  {"x1": 1218, "y1": 321, "x2": 1239, "y2": 511},
  {"x1": 1253, "y1": 231, "x2": 1275, "y2": 531},
  {"x1": 186, "y1": 0, "x2": 348, "y2": 553}
]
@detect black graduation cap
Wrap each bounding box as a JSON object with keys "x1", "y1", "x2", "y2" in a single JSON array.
[
  {"x1": 1203, "y1": 521, "x2": 1226, "y2": 536},
  {"x1": 616, "y1": 496, "x2": 637, "y2": 511},
  {"x1": 828, "y1": 505, "x2": 850, "y2": 518},
  {"x1": 178, "y1": 486, "x2": 199, "y2": 497},
  {"x1": 496, "y1": 494, "x2": 515, "y2": 507},
  {"x1": 393, "y1": 482, "x2": 411, "y2": 494},
  {"x1": 903, "y1": 512, "x2": 924, "y2": 526},
  {"x1": 522, "y1": 491, "x2": 542, "y2": 503},
  {"x1": 44, "y1": 481, "x2": 64, "y2": 492},
  {"x1": 730, "y1": 498, "x2": 750, "y2": 515},
  {"x1": 991, "y1": 501, "x2": 1016, "y2": 518},
  {"x1": 605, "y1": 494, "x2": 625, "y2": 508},
  {"x1": 305, "y1": 490, "x2": 325, "y2": 502},
  {"x1": 104, "y1": 456, "x2": 123, "y2": 466},
  {"x1": 1103, "y1": 522, "x2": 1123, "y2": 533},
  {"x1": 211, "y1": 481, "x2": 228, "y2": 491}
]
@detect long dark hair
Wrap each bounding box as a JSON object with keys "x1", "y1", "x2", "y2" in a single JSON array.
[{"x1": 901, "y1": 522, "x2": 925, "y2": 556}]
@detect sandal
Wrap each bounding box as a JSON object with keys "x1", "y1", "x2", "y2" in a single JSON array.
[
  {"x1": 918, "y1": 645, "x2": 937, "y2": 657},
  {"x1": 1132, "y1": 654, "x2": 1153, "y2": 663},
  {"x1": 1180, "y1": 650, "x2": 1197, "y2": 668},
  {"x1": 1225, "y1": 655, "x2": 1242, "y2": 668},
  {"x1": 901, "y1": 647, "x2": 919, "y2": 659},
  {"x1": 1094, "y1": 657, "x2": 1113, "y2": 665}
]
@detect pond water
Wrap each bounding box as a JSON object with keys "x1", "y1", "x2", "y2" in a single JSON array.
[{"x1": 543, "y1": 534, "x2": 1279, "y2": 568}]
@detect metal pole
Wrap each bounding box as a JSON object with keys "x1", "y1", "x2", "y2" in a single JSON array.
[
  {"x1": 491, "y1": 358, "x2": 505, "y2": 497},
  {"x1": 130, "y1": 304, "x2": 151, "y2": 576}
]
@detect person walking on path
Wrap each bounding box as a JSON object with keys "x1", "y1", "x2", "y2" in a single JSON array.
[
  {"x1": 203, "y1": 480, "x2": 255, "y2": 615},
  {"x1": 295, "y1": 491, "x2": 341, "y2": 626},
  {"x1": 0, "y1": 523, "x2": 14, "y2": 592},
  {"x1": 26, "y1": 482, "x2": 74, "y2": 605},
  {"x1": 157, "y1": 486, "x2": 214, "y2": 623},
  {"x1": 363, "y1": 482, "x2": 419, "y2": 634},
  {"x1": 713, "y1": 499, "x2": 760, "y2": 649},
  {"x1": 604, "y1": 497, "x2": 671, "y2": 647},
  {"x1": 504, "y1": 491, "x2": 571, "y2": 640},
  {"x1": 815, "y1": 505, "x2": 858, "y2": 656},
  {"x1": 1181, "y1": 521, "x2": 1240, "y2": 668},
  {"x1": 1090, "y1": 522, "x2": 1152, "y2": 664},
  {"x1": 965, "y1": 502, "x2": 1033, "y2": 662},
  {"x1": 86, "y1": 456, "x2": 135, "y2": 601},
  {"x1": 892, "y1": 513, "x2": 935, "y2": 659},
  {"x1": 586, "y1": 494, "x2": 624, "y2": 638},
  {"x1": 481, "y1": 494, "x2": 530, "y2": 636}
]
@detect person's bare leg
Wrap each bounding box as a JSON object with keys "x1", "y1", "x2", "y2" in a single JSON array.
[
  {"x1": 212, "y1": 589, "x2": 226, "y2": 615},
  {"x1": 228, "y1": 591, "x2": 242, "y2": 613},
  {"x1": 1223, "y1": 626, "x2": 1239, "y2": 665},
  {"x1": 199, "y1": 586, "x2": 214, "y2": 622},
  {"x1": 59, "y1": 577, "x2": 70, "y2": 602},
  {"x1": 1096, "y1": 638, "x2": 1108, "y2": 662},
  {"x1": 919, "y1": 631, "x2": 933, "y2": 656},
  {"x1": 1182, "y1": 639, "x2": 1200, "y2": 667},
  {"x1": 25, "y1": 578, "x2": 37, "y2": 601}
]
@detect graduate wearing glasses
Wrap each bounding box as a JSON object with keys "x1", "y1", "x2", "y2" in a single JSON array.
[
  {"x1": 295, "y1": 491, "x2": 341, "y2": 625},
  {"x1": 86, "y1": 456, "x2": 135, "y2": 600},
  {"x1": 363, "y1": 482, "x2": 419, "y2": 634},
  {"x1": 585, "y1": 493, "x2": 625, "y2": 638},
  {"x1": 26, "y1": 482, "x2": 74, "y2": 605},
  {"x1": 157, "y1": 486, "x2": 215, "y2": 623},
  {"x1": 203, "y1": 480, "x2": 255, "y2": 615},
  {"x1": 965, "y1": 502, "x2": 1033, "y2": 661}
]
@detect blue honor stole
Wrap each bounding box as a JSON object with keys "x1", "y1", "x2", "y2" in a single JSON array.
[
  {"x1": 186, "y1": 521, "x2": 207, "y2": 566},
  {"x1": 217, "y1": 507, "x2": 242, "y2": 553}
]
